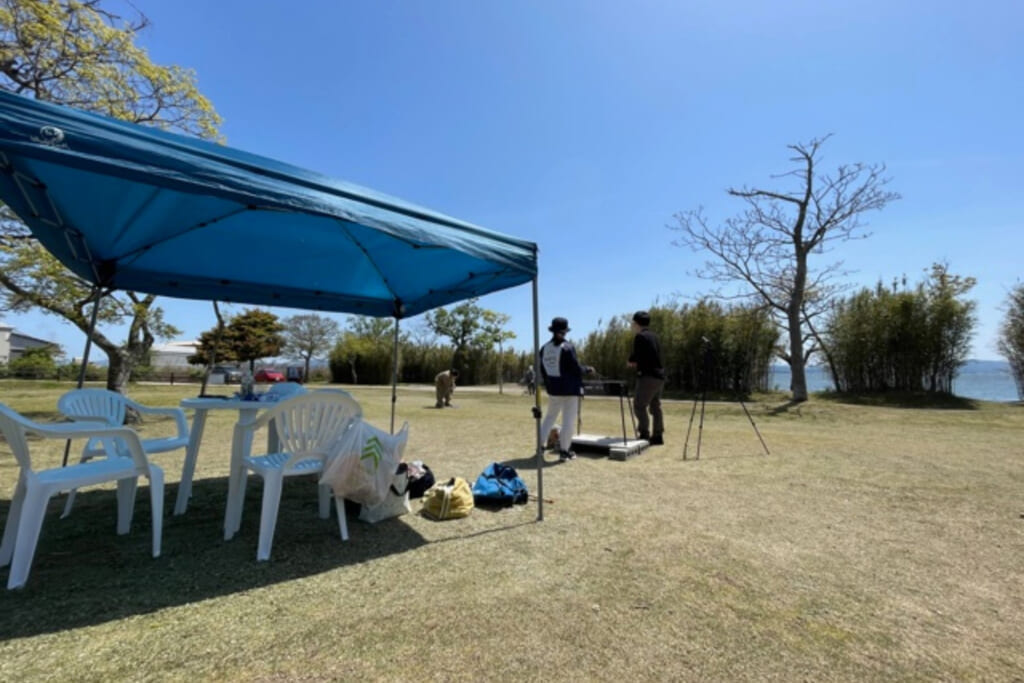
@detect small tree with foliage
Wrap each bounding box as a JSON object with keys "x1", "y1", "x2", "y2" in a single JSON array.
[
  {"x1": 997, "y1": 283, "x2": 1024, "y2": 400},
  {"x1": 8, "y1": 345, "x2": 58, "y2": 379},
  {"x1": 475, "y1": 310, "x2": 515, "y2": 393},
  {"x1": 191, "y1": 308, "x2": 285, "y2": 373},
  {"x1": 282, "y1": 313, "x2": 340, "y2": 381},
  {"x1": 425, "y1": 298, "x2": 485, "y2": 372},
  {"x1": 329, "y1": 316, "x2": 398, "y2": 384},
  {"x1": 229, "y1": 309, "x2": 285, "y2": 372}
]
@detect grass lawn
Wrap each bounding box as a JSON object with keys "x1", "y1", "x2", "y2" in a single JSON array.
[{"x1": 1, "y1": 380, "x2": 1022, "y2": 681}]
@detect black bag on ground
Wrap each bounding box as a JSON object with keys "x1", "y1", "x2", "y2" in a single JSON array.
[{"x1": 406, "y1": 461, "x2": 435, "y2": 499}]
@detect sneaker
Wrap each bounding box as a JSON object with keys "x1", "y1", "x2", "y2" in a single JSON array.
[
  {"x1": 649, "y1": 434, "x2": 664, "y2": 446},
  {"x1": 559, "y1": 449, "x2": 577, "y2": 461}
]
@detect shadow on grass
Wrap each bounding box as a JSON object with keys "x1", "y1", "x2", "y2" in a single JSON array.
[
  {"x1": 499, "y1": 453, "x2": 566, "y2": 471},
  {"x1": 0, "y1": 476, "x2": 500, "y2": 639},
  {"x1": 813, "y1": 390, "x2": 982, "y2": 410}
]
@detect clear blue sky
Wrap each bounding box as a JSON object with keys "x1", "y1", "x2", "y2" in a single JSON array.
[{"x1": 6, "y1": 0, "x2": 1022, "y2": 361}]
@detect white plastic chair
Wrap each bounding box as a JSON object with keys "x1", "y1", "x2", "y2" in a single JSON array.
[
  {"x1": 57, "y1": 389, "x2": 188, "y2": 516},
  {"x1": 224, "y1": 392, "x2": 362, "y2": 561},
  {"x1": 264, "y1": 382, "x2": 307, "y2": 401},
  {"x1": 0, "y1": 403, "x2": 164, "y2": 590}
]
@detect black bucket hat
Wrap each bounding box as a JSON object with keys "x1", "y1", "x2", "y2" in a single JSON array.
[
  {"x1": 549, "y1": 317, "x2": 570, "y2": 333},
  {"x1": 633, "y1": 310, "x2": 651, "y2": 326}
]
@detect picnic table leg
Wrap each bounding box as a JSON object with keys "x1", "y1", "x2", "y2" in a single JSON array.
[
  {"x1": 224, "y1": 407, "x2": 259, "y2": 539},
  {"x1": 174, "y1": 408, "x2": 208, "y2": 515}
]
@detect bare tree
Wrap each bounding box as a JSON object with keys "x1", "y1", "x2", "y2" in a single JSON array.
[{"x1": 671, "y1": 136, "x2": 899, "y2": 401}]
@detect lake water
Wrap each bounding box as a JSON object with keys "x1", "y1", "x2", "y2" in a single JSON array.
[{"x1": 768, "y1": 360, "x2": 1020, "y2": 402}]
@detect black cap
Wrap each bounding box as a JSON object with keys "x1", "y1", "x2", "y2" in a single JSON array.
[
  {"x1": 633, "y1": 310, "x2": 651, "y2": 326},
  {"x1": 549, "y1": 317, "x2": 570, "y2": 333}
]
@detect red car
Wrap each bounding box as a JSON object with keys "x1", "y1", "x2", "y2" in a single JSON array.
[{"x1": 254, "y1": 368, "x2": 285, "y2": 383}]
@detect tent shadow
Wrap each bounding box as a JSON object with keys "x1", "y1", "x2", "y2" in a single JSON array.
[
  {"x1": 0, "y1": 476, "x2": 429, "y2": 640},
  {"x1": 499, "y1": 453, "x2": 562, "y2": 471}
]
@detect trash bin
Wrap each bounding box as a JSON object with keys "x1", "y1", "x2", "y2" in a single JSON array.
[{"x1": 285, "y1": 366, "x2": 304, "y2": 383}]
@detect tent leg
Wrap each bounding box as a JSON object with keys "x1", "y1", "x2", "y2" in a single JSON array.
[
  {"x1": 390, "y1": 317, "x2": 400, "y2": 434},
  {"x1": 532, "y1": 277, "x2": 543, "y2": 521},
  {"x1": 63, "y1": 287, "x2": 104, "y2": 467}
]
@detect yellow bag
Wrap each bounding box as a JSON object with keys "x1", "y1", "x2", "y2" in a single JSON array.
[{"x1": 421, "y1": 477, "x2": 474, "y2": 520}]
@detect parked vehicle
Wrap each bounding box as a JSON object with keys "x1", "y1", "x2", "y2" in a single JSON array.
[
  {"x1": 254, "y1": 368, "x2": 285, "y2": 383},
  {"x1": 212, "y1": 365, "x2": 242, "y2": 383}
]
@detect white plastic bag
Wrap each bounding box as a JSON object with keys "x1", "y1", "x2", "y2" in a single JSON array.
[
  {"x1": 358, "y1": 467, "x2": 412, "y2": 523},
  {"x1": 321, "y1": 420, "x2": 409, "y2": 506}
]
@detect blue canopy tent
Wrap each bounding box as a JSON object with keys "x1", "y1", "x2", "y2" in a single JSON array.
[{"x1": 0, "y1": 91, "x2": 548, "y2": 518}]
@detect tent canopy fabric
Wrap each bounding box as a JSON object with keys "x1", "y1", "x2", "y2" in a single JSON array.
[{"x1": 0, "y1": 91, "x2": 537, "y2": 318}]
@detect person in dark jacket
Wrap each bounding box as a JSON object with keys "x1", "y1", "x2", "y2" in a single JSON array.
[
  {"x1": 538, "y1": 317, "x2": 592, "y2": 461},
  {"x1": 628, "y1": 310, "x2": 665, "y2": 444}
]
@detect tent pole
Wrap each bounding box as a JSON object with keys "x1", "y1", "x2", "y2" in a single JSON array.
[
  {"x1": 390, "y1": 316, "x2": 400, "y2": 434},
  {"x1": 63, "y1": 286, "x2": 104, "y2": 467},
  {"x1": 532, "y1": 276, "x2": 544, "y2": 521},
  {"x1": 75, "y1": 287, "x2": 103, "y2": 389}
]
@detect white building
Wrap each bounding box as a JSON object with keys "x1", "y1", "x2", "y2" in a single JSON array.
[
  {"x1": 149, "y1": 340, "x2": 200, "y2": 369},
  {"x1": 0, "y1": 323, "x2": 59, "y2": 364}
]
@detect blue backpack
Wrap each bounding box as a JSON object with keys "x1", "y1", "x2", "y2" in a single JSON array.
[{"x1": 471, "y1": 462, "x2": 529, "y2": 506}]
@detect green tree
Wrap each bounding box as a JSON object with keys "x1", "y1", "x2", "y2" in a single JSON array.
[
  {"x1": 0, "y1": 0, "x2": 221, "y2": 391},
  {"x1": 474, "y1": 310, "x2": 515, "y2": 393},
  {"x1": 424, "y1": 298, "x2": 487, "y2": 372},
  {"x1": 228, "y1": 309, "x2": 285, "y2": 372},
  {"x1": 282, "y1": 313, "x2": 340, "y2": 381},
  {"x1": 328, "y1": 316, "x2": 397, "y2": 384},
  {"x1": 997, "y1": 282, "x2": 1024, "y2": 400},
  {"x1": 671, "y1": 135, "x2": 899, "y2": 402},
  {"x1": 8, "y1": 345, "x2": 58, "y2": 378}
]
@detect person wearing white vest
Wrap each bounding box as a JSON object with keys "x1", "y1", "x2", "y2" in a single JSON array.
[{"x1": 538, "y1": 317, "x2": 593, "y2": 461}]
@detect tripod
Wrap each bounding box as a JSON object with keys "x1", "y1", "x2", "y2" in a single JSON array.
[{"x1": 682, "y1": 339, "x2": 770, "y2": 461}]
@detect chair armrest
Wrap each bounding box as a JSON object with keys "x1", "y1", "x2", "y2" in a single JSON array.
[
  {"x1": 232, "y1": 404, "x2": 283, "y2": 449},
  {"x1": 126, "y1": 401, "x2": 190, "y2": 438},
  {"x1": 25, "y1": 422, "x2": 151, "y2": 470}
]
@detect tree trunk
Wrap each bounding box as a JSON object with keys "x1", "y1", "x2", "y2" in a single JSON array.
[
  {"x1": 106, "y1": 351, "x2": 134, "y2": 393},
  {"x1": 497, "y1": 340, "x2": 504, "y2": 394},
  {"x1": 787, "y1": 306, "x2": 809, "y2": 401}
]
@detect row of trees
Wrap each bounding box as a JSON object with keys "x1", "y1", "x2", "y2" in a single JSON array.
[
  {"x1": 579, "y1": 302, "x2": 777, "y2": 394},
  {"x1": 1, "y1": 4, "x2": 1019, "y2": 401},
  {"x1": 821, "y1": 264, "x2": 976, "y2": 393},
  {"x1": 186, "y1": 298, "x2": 520, "y2": 389}
]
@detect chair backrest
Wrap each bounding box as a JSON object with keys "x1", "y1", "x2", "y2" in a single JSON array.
[
  {"x1": 266, "y1": 382, "x2": 307, "y2": 400},
  {"x1": 269, "y1": 392, "x2": 362, "y2": 460},
  {"x1": 0, "y1": 402, "x2": 152, "y2": 475},
  {"x1": 0, "y1": 403, "x2": 36, "y2": 471},
  {"x1": 58, "y1": 389, "x2": 127, "y2": 426}
]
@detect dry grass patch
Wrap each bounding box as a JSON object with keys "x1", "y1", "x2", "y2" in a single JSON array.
[{"x1": 0, "y1": 381, "x2": 1022, "y2": 681}]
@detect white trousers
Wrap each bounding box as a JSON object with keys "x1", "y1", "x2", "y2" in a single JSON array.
[{"x1": 540, "y1": 394, "x2": 580, "y2": 452}]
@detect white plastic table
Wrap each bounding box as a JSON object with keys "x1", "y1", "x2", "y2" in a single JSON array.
[{"x1": 174, "y1": 397, "x2": 280, "y2": 534}]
